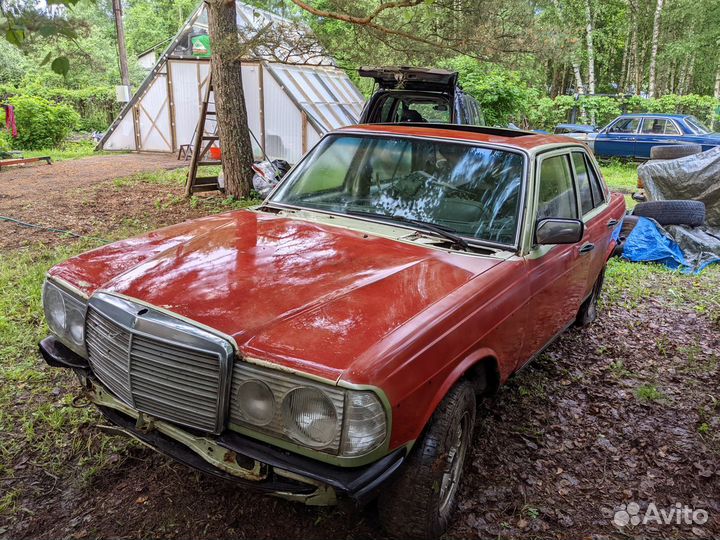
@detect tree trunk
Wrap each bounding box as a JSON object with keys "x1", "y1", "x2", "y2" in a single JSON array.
[
  {"x1": 584, "y1": 0, "x2": 596, "y2": 95},
  {"x1": 648, "y1": 0, "x2": 664, "y2": 98},
  {"x1": 619, "y1": 23, "x2": 630, "y2": 92},
  {"x1": 572, "y1": 59, "x2": 585, "y2": 95},
  {"x1": 715, "y1": 65, "x2": 720, "y2": 100},
  {"x1": 206, "y1": 0, "x2": 254, "y2": 199}
]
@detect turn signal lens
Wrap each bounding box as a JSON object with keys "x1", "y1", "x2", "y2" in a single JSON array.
[{"x1": 341, "y1": 391, "x2": 387, "y2": 456}]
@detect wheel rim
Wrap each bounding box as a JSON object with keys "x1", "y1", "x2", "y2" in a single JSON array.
[{"x1": 438, "y1": 411, "x2": 471, "y2": 514}]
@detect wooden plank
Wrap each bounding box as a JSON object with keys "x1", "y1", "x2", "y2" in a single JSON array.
[
  {"x1": 301, "y1": 112, "x2": 308, "y2": 154},
  {"x1": 167, "y1": 61, "x2": 178, "y2": 152},
  {"x1": 0, "y1": 156, "x2": 52, "y2": 169},
  {"x1": 259, "y1": 65, "x2": 266, "y2": 151}
]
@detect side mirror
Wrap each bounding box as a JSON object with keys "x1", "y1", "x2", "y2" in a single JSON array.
[{"x1": 535, "y1": 218, "x2": 584, "y2": 245}]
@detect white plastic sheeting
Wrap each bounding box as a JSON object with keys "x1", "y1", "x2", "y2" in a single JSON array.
[
  {"x1": 136, "y1": 73, "x2": 172, "y2": 151},
  {"x1": 99, "y1": 1, "x2": 366, "y2": 163},
  {"x1": 102, "y1": 62, "x2": 364, "y2": 163},
  {"x1": 266, "y1": 63, "x2": 365, "y2": 131}
]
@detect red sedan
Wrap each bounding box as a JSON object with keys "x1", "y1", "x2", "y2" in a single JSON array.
[{"x1": 40, "y1": 124, "x2": 625, "y2": 539}]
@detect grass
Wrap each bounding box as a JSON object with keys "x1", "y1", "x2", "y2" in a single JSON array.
[
  {"x1": 635, "y1": 384, "x2": 666, "y2": 403},
  {"x1": 0, "y1": 242, "x2": 143, "y2": 494},
  {"x1": 21, "y1": 141, "x2": 116, "y2": 162},
  {"x1": 603, "y1": 258, "x2": 720, "y2": 315},
  {"x1": 598, "y1": 160, "x2": 639, "y2": 193}
]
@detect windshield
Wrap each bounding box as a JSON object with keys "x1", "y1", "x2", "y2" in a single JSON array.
[
  {"x1": 269, "y1": 134, "x2": 525, "y2": 246},
  {"x1": 685, "y1": 116, "x2": 711, "y2": 134}
]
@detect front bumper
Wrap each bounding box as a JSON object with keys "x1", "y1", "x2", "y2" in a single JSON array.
[{"x1": 40, "y1": 336, "x2": 404, "y2": 506}]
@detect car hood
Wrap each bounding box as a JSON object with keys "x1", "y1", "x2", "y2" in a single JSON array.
[{"x1": 52, "y1": 210, "x2": 500, "y2": 381}]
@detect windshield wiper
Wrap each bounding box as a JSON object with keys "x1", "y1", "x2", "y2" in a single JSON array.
[{"x1": 345, "y1": 210, "x2": 469, "y2": 251}]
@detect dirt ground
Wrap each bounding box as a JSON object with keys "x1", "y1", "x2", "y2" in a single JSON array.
[
  {"x1": 1, "y1": 155, "x2": 719, "y2": 539},
  {"x1": 6, "y1": 286, "x2": 720, "y2": 540},
  {"x1": 0, "y1": 153, "x2": 194, "y2": 251}
]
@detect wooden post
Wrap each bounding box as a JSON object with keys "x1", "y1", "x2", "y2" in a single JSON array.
[
  {"x1": 301, "y1": 111, "x2": 308, "y2": 154},
  {"x1": 111, "y1": 0, "x2": 131, "y2": 88},
  {"x1": 259, "y1": 64, "x2": 266, "y2": 152},
  {"x1": 167, "y1": 62, "x2": 177, "y2": 152}
]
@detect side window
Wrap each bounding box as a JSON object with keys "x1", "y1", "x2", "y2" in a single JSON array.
[
  {"x1": 640, "y1": 118, "x2": 669, "y2": 135},
  {"x1": 609, "y1": 118, "x2": 640, "y2": 134},
  {"x1": 665, "y1": 121, "x2": 681, "y2": 135},
  {"x1": 537, "y1": 155, "x2": 577, "y2": 220},
  {"x1": 585, "y1": 155, "x2": 606, "y2": 206},
  {"x1": 572, "y1": 152, "x2": 594, "y2": 215}
]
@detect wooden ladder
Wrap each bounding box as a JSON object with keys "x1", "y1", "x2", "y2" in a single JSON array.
[{"x1": 185, "y1": 75, "x2": 222, "y2": 195}]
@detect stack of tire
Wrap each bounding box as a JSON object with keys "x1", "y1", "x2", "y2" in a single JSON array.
[
  {"x1": 617, "y1": 143, "x2": 706, "y2": 257},
  {"x1": 635, "y1": 143, "x2": 702, "y2": 194}
]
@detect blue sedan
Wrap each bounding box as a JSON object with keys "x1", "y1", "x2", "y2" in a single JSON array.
[{"x1": 564, "y1": 114, "x2": 720, "y2": 159}]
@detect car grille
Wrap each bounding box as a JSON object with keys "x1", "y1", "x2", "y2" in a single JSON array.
[{"x1": 85, "y1": 299, "x2": 231, "y2": 433}]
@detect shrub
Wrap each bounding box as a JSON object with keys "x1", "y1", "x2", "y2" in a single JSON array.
[{"x1": 7, "y1": 95, "x2": 80, "y2": 149}]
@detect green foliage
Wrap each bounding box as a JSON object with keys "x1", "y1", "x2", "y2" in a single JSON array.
[
  {"x1": 599, "y1": 160, "x2": 638, "y2": 193},
  {"x1": 442, "y1": 56, "x2": 538, "y2": 126},
  {"x1": 1, "y1": 83, "x2": 117, "y2": 132},
  {"x1": 526, "y1": 93, "x2": 720, "y2": 131},
  {"x1": 7, "y1": 95, "x2": 80, "y2": 150}
]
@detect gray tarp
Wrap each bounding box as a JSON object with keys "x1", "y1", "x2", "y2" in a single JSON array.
[
  {"x1": 637, "y1": 147, "x2": 720, "y2": 271},
  {"x1": 639, "y1": 146, "x2": 720, "y2": 226}
]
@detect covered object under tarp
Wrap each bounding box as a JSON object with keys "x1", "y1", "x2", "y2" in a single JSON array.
[
  {"x1": 629, "y1": 148, "x2": 720, "y2": 272},
  {"x1": 98, "y1": 1, "x2": 365, "y2": 163}
]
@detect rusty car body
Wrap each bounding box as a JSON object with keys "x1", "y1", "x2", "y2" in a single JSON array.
[{"x1": 40, "y1": 124, "x2": 625, "y2": 538}]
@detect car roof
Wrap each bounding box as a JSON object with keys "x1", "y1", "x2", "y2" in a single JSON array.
[
  {"x1": 619, "y1": 113, "x2": 689, "y2": 119},
  {"x1": 335, "y1": 124, "x2": 585, "y2": 152}
]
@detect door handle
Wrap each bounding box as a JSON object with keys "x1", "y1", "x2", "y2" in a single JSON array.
[
  {"x1": 607, "y1": 218, "x2": 618, "y2": 228},
  {"x1": 579, "y1": 243, "x2": 595, "y2": 254}
]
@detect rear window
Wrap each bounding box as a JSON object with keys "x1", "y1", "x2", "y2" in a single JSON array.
[{"x1": 375, "y1": 94, "x2": 451, "y2": 123}]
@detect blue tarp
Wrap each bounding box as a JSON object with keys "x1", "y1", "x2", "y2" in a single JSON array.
[{"x1": 622, "y1": 216, "x2": 720, "y2": 274}]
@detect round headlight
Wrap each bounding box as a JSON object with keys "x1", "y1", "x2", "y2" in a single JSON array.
[
  {"x1": 67, "y1": 307, "x2": 86, "y2": 346},
  {"x1": 236, "y1": 380, "x2": 275, "y2": 426},
  {"x1": 44, "y1": 286, "x2": 67, "y2": 333},
  {"x1": 282, "y1": 387, "x2": 338, "y2": 448}
]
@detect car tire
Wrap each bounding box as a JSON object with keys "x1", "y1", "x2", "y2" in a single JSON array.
[
  {"x1": 649, "y1": 144, "x2": 702, "y2": 160},
  {"x1": 620, "y1": 214, "x2": 640, "y2": 239},
  {"x1": 378, "y1": 381, "x2": 476, "y2": 540},
  {"x1": 632, "y1": 200, "x2": 705, "y2": 226},
  {"x1": 575, "y1": 267, "x2": 605, "y2": 327}
]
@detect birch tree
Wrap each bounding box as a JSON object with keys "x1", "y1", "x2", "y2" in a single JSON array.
[
  {"x1": 584, "y1": 0, "x2": 596, "y2": 94},
  {"x1": 648, "y1": 0, "x2": 664, "y2": 97}
]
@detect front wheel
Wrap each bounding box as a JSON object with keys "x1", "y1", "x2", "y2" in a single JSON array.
[
  {"x1": 378, "y1": 381, "x2": 476, "y2": 540},
  {"x1": 575, "y1": 266, "x2": 605, "y2": 327}
]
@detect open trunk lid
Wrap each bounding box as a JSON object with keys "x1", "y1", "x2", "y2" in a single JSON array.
[{"x1": 359, "y1": 66, "x2": 458, "y2": 93}]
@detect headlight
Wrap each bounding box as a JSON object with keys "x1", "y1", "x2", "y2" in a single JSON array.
[
  {"x1": 42, "y1": 279, "x2": 88, "y2": 357},
  {"x1": 282, "y1": 387, "x2": 338, "y2": 447},
  {"x1": 230, "y1": 363, "x2": 387, "y2": 457},
  {"x1": 235, "y1": 380, "x2": 275, "y2": 426}
]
